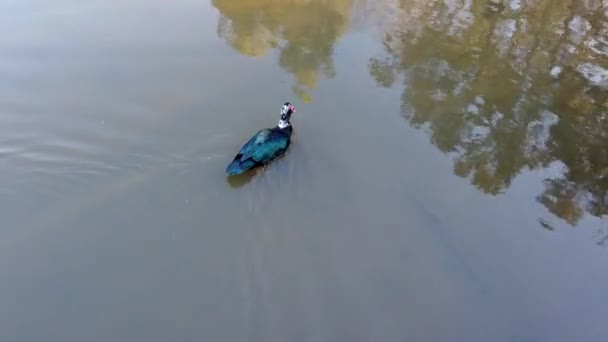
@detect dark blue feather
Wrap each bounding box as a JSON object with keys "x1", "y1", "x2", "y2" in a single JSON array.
[{"x1": 226, "y1": 127, "x2": 292, "y2": 175}]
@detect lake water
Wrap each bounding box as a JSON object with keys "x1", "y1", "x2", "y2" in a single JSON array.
[{"x1": 1, "y1": 1, "x2": 607, "y2": 341}]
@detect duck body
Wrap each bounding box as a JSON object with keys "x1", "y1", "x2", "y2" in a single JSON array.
[
  {"x1": 226, "y1": 102, "x2": 296, "y2": 176},
  {"x1": 226, "y1": 125, "x2": 293, "y2": 175}
]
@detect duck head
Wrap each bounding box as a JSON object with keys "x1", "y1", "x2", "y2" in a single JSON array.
[{"x1": 278, "y1": 102, "x2": 295, "y2": 128}]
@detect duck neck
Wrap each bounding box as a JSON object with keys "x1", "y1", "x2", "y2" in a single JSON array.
[{"x1": 277, "y1": 119, "x2": 290, "y2": 129}]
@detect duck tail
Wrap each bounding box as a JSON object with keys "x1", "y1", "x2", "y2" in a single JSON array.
[{"x1": 226, "y1": 159, "x2": 252, "y2": 175}]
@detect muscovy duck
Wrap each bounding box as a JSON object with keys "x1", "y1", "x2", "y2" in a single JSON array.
[{"x1": 226, "y1": 102, "x2": 296, "y2": 175}]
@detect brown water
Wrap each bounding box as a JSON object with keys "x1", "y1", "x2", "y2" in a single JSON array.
[{"x1": 1, "y1": 0, "x2": 607, "y2": 341}]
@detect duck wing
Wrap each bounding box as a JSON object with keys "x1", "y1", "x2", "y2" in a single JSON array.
[
  {"x1": 226, "y1": 129, "x2": 289, "y2": 175},
  {"x1": 239, "y1": 129, "x2": 272, "y2": 161}
]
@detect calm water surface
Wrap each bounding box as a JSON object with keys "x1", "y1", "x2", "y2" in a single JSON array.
[{"x1": 1, "y1": 0, "x2": 607, "y2": 341}]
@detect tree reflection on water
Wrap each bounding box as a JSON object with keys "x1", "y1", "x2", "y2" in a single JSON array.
[
  {"x1": 368, "y1": 0, "x2": 608, "y2": 235},
  {"x1": 212, "y1": 0, "x2": 354, "y2": 102}
]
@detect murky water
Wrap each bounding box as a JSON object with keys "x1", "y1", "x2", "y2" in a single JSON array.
[{"x1": 1, "y1": 1, "x2": 607, "y2": 341}]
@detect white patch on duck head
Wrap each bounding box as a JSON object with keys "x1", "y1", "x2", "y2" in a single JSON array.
[{"x1": 278, "y1": 102, "x2": 294, "y2": 128}]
